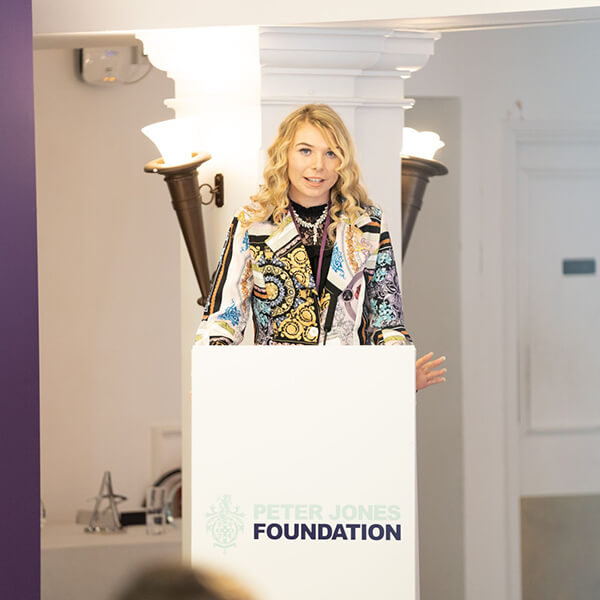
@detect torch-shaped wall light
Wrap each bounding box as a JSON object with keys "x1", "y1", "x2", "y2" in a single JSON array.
[
  {"x1": 142, "y1": 119, "x2": 224, "y2": 305},
  {"x1": 401, "y1": 128, "x2": 448, "y2": 260}
]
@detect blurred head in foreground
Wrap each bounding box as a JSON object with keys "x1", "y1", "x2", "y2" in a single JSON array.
[{"x1": 116, "y1": 564, "x2": 256, "y2": 600}]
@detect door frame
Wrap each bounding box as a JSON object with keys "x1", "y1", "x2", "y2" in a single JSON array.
[{"x1": 502, "y1": 120, "x2": 600, "y2": 600}]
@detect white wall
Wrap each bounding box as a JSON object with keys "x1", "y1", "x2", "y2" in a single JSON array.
[
  {"x1": 32, "y1": 0, "x2": 600, "y2": 35},
  {"x1": 404, "y1": 20, "x2": 600, "y2": 600},
  {"x1": 403, "y1": 97, "x2": 463, "y2": 600},
  {"x1": 35, "y1": 48, "x2": 179, "y2": 522}
]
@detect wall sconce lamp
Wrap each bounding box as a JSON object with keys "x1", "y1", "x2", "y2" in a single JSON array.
[
  {"x1": 142, "y1": 119, "x2": 224, "y2": 305},
  {"x1": 401, "y1": 128, "x2": 448, "y2": 260}
]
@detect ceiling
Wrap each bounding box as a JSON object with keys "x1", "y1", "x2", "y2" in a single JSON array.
[
  {"x1": 34, "y1": 6, "x2": 600, "y2": 50},
  {"x1": 305, "y1": 6, "x2": 600, "y2": 31}
]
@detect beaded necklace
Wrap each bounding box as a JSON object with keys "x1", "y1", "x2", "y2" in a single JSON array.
[{"x1": 289, "y1": 202, "x2": 328, "y2": 244}]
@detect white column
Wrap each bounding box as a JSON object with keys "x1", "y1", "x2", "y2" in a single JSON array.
[{"x1": 259, "y1": 27, "x2": 439, "y2": 249}]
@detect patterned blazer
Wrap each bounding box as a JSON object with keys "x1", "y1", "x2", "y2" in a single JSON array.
[{"x1": 195, "y1": 203, "x2": 412, "y2": 346}]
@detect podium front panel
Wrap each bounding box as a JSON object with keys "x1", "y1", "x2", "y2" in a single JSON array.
[{"x1": 189, "y1": 345, "x2": 416, "y2": 599}]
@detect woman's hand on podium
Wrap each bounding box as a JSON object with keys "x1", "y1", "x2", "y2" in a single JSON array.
[{"x1": 416, "y1": 352, "x2": 446, "y2": 391}]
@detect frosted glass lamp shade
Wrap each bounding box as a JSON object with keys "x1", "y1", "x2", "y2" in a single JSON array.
[
  {"x1": 401, "y1": 127, "x2": 445, "y2": 160},
  {"x1": 142, "y1": 118, "x2": 199, "y2": 167}
]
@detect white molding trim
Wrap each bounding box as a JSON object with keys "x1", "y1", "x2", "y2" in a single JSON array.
[
  {"x1": 261, "y1": 97, "x2": 416, "y2": 109},
  {"x1": 262, "y1": 67, "x2": 412, "y2": 78},
  {"x1": 503, "y1": 121, "x2": 525, "y2": 600},
  {"x1": 260, "y1": 26, "x2": 439, "y2": 39},
  {"x1": 260, "y1": 27, "x2": 438, "y2": 74}
]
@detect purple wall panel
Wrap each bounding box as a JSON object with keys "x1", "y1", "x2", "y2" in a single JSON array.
[{"x1": 0, "y1": 0, "x2": 39, "y2": 596}]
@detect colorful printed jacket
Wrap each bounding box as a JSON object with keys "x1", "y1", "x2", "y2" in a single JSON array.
[{"x1": 195, "y1": 203, "x2": 412, "y2": 346}]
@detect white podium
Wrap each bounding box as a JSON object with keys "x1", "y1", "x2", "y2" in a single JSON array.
[{"x1": 187, "y1": 346, "x2": 416, "y2": 600}]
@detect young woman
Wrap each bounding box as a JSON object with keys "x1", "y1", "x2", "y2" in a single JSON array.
[{"x1": 196, "y1": 104, "x2": 445, "y2": 390}]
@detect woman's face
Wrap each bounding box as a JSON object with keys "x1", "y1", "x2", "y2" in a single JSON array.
[{"x1": 286, "y1": 122, "x2": 341, "y2": 208}]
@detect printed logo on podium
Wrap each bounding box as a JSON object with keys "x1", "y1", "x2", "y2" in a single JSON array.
[{"x1": 206, "y1": 495, "x2": 245, "y2": 550}]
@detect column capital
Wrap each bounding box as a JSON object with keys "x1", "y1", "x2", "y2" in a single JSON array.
[
  {"x1": 260, "y1": 27, "x2": 439, "y2": 76},
  {"x1": 259, "y1": 27, "x2": 439, "y2": 108}
]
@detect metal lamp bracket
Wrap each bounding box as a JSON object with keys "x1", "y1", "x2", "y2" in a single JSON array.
[
  {"x1": 199, "y1": 173, "x2": 224, "y2": 207},
  {"x1": 143, "y1": 153, "x2": 224, "y2": 306}
]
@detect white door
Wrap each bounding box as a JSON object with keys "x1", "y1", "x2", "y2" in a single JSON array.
[{"x1": 512, "y1": 124, "x2": 600, "y2": 598}]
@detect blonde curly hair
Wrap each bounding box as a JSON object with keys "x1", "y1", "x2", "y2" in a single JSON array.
[{"x1": 246, "y1": 104, "x2": 372, "y2": 239}]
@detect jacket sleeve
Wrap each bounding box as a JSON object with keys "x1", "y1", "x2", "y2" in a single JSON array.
[
  {"x1": 194, "y1": 212, "x2": 253, "y2": 346},
  {"x1": 365, "y1": 211, "x2": 413, "y2": 346}
]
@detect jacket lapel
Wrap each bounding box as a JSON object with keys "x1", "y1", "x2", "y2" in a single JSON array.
[
  {"x1": 323, "y1": 212, "x2": 375, "y2": 295},
  {"x1": 264, "y1": 214, "x2": 300, "y2": 255}
]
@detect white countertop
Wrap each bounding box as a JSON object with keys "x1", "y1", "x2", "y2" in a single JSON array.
[
  {"x1": 41, "y1": 522, "x2": 182, "y2": 550},
  {"x1": 42, "y1": 522, "x2": 183, "y2": 600}
]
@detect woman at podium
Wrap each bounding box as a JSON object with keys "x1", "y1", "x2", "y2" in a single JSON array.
[{"x1": 195, "y1": 104, "x2": 445, "y2": 390}]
